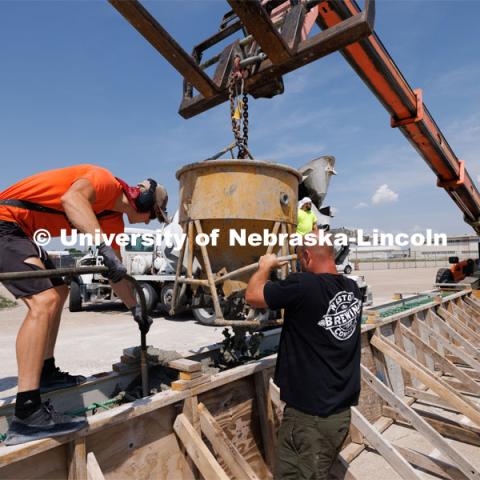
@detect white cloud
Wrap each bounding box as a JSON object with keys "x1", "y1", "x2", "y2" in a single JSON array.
[
  {"x1": 330, "y1": 207, "x2": 339, "y2": 216},
  {"x1": 372, "y1": 184, "x2": 399, "y2": 205},
  {"x1": 354, "y1": 202, "x2": 368, "y2": 209}
]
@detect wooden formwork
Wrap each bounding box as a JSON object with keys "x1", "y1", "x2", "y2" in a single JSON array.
[{"x1": 1, "y1": 289, "x2": 480, "y2": 479}]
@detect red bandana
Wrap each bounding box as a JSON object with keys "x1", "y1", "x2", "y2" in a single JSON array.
[{"x1": 115, "y1": 177, "x2": 141, "y2": 211}]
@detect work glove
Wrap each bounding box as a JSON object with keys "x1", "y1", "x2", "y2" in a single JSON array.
[
  {"x1": 97, "y1": 242, "x2": 127, "y2": 283},
  {"x1": 130, "y1": 305, "x2": 153, "y2": 334}
]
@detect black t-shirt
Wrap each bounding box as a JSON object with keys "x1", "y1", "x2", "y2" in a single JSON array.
[{"x1": 264, "y1": 272, "x2": 362, "y2": 417}]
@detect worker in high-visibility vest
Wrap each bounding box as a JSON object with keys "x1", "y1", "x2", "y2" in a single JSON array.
[{"x1": 296, "y1": 197, "x2": 318, "y2": 236}]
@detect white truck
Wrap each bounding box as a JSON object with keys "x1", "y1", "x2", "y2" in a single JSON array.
[{"x1": 68, "y1": 217, "x2": 184, "y2": 313}]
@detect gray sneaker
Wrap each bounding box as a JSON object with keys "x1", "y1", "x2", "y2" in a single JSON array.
[{"x1": 5, "y1": 401, "x2": 86, "y2": 446}]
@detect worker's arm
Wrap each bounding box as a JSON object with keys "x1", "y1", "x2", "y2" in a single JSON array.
[
  {"x1": 61, "y1": 179, "x2": 102, "y2": 235},
  {"x1": 63, "y1": 179, "x2": 138, "y2": 307},
  {"x1": 109, "y1": 251, "x2": 136, "y2": 309},
  {"x1": 245, "y1": 254, "x2": 287, "y2": 308}
]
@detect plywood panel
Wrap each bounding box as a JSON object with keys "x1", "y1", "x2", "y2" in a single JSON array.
[
  {"x1": 199, "y1": 374, "x2": 271, "y2": 479},
  {"x1": 0, "y1": 444, "x2": 68, "y2": 479},
  {"x1": 86, "y1": 406, "x2": 194, "y2": 480},
  {"x1": 358, "y1": 333, "x2": 383, "y2": 423}
]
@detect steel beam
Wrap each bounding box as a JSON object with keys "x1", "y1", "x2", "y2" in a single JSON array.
[
  {"x1": 227, "y1": 0, "x2": 291, "y2": 63},
  {"x1": 109, "y1": 0, "x2": 218, "y2": 98}
]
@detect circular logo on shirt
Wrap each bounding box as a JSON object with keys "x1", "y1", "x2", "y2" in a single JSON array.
[{"x1": 318, "y1": 291, "x2": 361, "y2": 341}]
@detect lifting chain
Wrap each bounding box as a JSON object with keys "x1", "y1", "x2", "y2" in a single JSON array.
[{"x1": 228, "y1": 55, "x2": 249, "y2": 159}]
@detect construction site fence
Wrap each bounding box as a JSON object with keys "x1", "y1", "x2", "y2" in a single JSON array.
[{"x1": 353, "y1": 255, "x2": 452, "y2": 271}]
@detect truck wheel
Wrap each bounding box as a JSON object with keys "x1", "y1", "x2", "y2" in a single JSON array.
[
  {"x1": 160, "y1": 283, "x2": 174, "y2": 314},
  {"x1": 192, "y1": 308, "x2": 216, "y2": 326},
  {"x1": 344, "y1": 265, "x2": 352, "y2": 274},
  {"x1": 69, "y1": 279, "x2": 83, "y2": 312},
  {"x1": 137, "y1": 282, "x2": 158, "y2": 313},
  {"x1": 436, "y1": 268, "x2": 453, "y2": 284}
]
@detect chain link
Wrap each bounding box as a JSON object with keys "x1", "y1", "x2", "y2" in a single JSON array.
[{"x1": 228, "y1": 60, "x2": 249, "y2": 159}]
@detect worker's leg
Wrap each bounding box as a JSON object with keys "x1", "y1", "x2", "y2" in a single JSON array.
[
  {"x1": 16, "y1": 284, "x2": 61, "y2": 392},
  {"x1": 275, "y1": 407, "x2": 305, "y2": 479},
  {"x1": 44, "y1": 284, "x2": 69, "y2": 359},
  {"x1": 313, "y1": 408, "x2": 351, "y2": 480},
  {"x1": 275, "y1": 406, "x2": 351, "y2": 480},
  {"x1": 4, "y1": 260, "x2": 87, "y2": 446}
]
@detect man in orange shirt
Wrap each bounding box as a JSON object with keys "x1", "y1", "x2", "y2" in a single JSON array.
[{"x1": 0, "y1": 164, "x2": 168, "y2": 445}]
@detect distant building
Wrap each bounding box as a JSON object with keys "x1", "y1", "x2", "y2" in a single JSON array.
[
  {"x1": 410, "y1": 234, "x2": 478, "y2": 259},
  {"x1": 350, "y1": 245, "x2": 409, "y2": 260}
]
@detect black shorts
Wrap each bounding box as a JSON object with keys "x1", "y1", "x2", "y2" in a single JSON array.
[{"x1": 0, "y1": 222, "x2": 65, "y2": 299}]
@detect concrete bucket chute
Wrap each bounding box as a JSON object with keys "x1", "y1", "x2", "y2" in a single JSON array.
[{"x1": 298, "y1": 156, "x2": 336, "y2": 209}]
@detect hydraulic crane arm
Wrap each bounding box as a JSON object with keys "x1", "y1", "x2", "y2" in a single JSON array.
[{"x1": 315, "y1": 0, "x2": 480, "y2": 234}]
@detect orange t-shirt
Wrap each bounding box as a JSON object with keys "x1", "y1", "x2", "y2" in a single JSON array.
[{"x1": 0, "y1": 165, "x2": 125, "y2": 244}]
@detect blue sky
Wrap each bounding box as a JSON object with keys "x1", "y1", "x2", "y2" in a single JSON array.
[{"x1": 1, "y1": 0, "x2": 479, "y2": 236}]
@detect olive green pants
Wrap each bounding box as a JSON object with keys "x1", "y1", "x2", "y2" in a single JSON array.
[{"x1": 275, "y1": 406, "x2": 351, "y2": 480}]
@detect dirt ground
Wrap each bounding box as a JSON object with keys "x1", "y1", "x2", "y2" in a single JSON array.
[{"x1": 0, "y1": 267, "x2": 438, "y2": 398}]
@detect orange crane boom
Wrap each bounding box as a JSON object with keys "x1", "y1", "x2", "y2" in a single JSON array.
[{"x1": 315, "y1": 0, "x2": 480, "y2": 234}]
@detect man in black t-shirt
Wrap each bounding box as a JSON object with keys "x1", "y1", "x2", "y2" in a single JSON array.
[{"x1": 245, "y1": 240, "x2": 362, "y2": 479}]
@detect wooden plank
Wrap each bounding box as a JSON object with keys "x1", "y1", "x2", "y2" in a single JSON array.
[
  {"x1": 68, "y1": 437, "x2": 87, "y2": 480},
  {"x1": 421, "y1": 321, "x2": 480, "y2": 371},
  {"x1": 439, "y1": 308, "x2": 480, "y2": 345},
  {"x1": 452, "y1": 303, "x2": 480, "y2": 333},
  {"x1": 350, "y1": 407, "x2": 422, "y2": 479},
  {"x1": 393, "y1": 445, "x2": 468, "y2": 480},
  {"x1": 86, "y1": 452, "x2": 105, "y2": 480},
  {"x1": 183, "y1": 396, "x2": 201, "y2": 478},
  {"x1": 399, "y1": 324, "x2": 480, "y2": 396},
  {"x1": 173, "y1": 413, "x2": 229, "y2": 480},
  {"x1": 349, "y1": 424, "x2": 364, "y2": 444},
  {"x1": 198, "y1": 403, "x2": 260, "y2": 480},
  {"x1": 464, "y1": 297, "x2": 480, "y2": 317},
  {"x1": 383, "y1": 405, "x2": 480, "y2": 447},
  {"x1": 268, "y1": 378, "x2": 284, "y2": 412},
  {"x1": 180, "y1": 371, "x2": 203, "y2": 381},
  {"x1": 459, "y1": 368, "x2": 480, "y2": 381},
  {"x1": 227, "y1": 0, "x2": 291, "y2": 63},
  {"x1": 430, "y1": 310, "x2": 480, "y2": 360},
  {"x1": 109, "y1": 0, "x2": 218, "y2": 98},
  {"x1": 412, "y1": 315, "x2": 428, "y2": 366},
  {"x1": 442, "y1": 378, "x2": 480, "y2": 397},
  {"x1": 254, "y1": 370, "x2": 276, "y2": 471},
  {"x1": 458, "y1": 300, "x2": 480, "y2": 323},
  {"x1": 465, "y1": 296, "x2": 480, "y2": 310},
  {"x1": 172, "y1": 375, "x2": 211, "y2": 391},
  {"x1": 393, "y1": 321, "x2": 413, "y2": 387},
  {"x1": 199, "y1": 377, "x2": 271, "y2": 480},
  {"x1": 340, "y1": 416, "x2": 394, "y2": 463},
  {"x1": 370, "y1": 335, "x2": 480, "y2": 426},
  {"x1": 405, "y1": 387, "x2": 461, "y2": 412},
  {"x1": 361, "y1": 365, "x2": 480, "y2": 480},
  {"x1": 168, "y1": 358, "x2": 202, "y2": 372}
]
